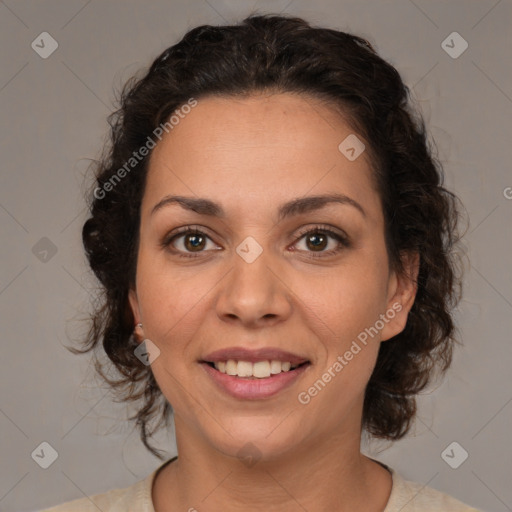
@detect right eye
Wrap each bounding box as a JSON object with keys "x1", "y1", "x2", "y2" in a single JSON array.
[{"x1": 162, "y1": 226, "x2": 220, "y2": 258}]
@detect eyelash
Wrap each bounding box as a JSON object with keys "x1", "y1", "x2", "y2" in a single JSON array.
[{"x1": 161, "y1": 224, "x2": 350, "y2": 260}]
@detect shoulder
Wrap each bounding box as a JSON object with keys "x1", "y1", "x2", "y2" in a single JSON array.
[
  {"x1": 41, "y1": 456, "x2": 177, "y2": 512},
  {"x1": 385, "y1": 468, "x2": 482, "y2": 512},
  {"x1": 40, "y1": 471, "x2": 155, "y2": 512}
]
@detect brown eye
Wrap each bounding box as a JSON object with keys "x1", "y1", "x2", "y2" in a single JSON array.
[
  {"x1": 294, "y1": 226, "x2": 350, "y2": 258},
  {"x1": 163, "y1": 227, "x2": 219, "y2": 258},
  {"x1": 183, "y1": 233, "x2": 206, "y2": 251},
  {"x1": 305, "y1": 232, "x2": 328, "y2": 251}
]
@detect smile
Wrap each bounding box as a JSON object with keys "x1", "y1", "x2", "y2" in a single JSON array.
[
  {"x1": 200, "y1": 360, "x2": 311, "y2": 399},
  {"x1": 209, "y1": 359, "x2": 306, "y2": 378}
]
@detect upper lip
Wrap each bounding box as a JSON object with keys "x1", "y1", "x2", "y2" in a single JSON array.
[{"x1": 201, "y1": 347, "x2": 310, "y2": 365}]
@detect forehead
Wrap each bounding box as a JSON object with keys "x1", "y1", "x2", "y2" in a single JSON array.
[{"x1": 143, "y1": 93, "x2": 380, "y2": 221}]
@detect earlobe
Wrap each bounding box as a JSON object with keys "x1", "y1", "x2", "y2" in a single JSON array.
[{"x1": 381, "y1": 251, "x2": 420, "y2": 342}]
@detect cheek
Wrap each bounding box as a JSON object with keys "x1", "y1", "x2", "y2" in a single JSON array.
[
  {"x1": 134, "y1": 254, "x2": 206, "y2": 368},
  {"x1": 135, "y1": 255, "x2": 207, "y2": 408},
  {"x1": 136, "y1": 244, "x2": 209, "y2": 317},
  {"x1": 297, "y1": 286, "x2": 383, "y2": 424},
  {"x1": 296, "y1": 261, "x2": 389, "y2": 343}
]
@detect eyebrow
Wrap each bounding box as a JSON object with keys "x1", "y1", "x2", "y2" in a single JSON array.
[{"x1": 150, "y1": 193, "x2": 366, "y2": 220}]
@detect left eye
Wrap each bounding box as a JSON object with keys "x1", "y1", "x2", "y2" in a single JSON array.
[{"x1": 293, "y1": 228, "x2": 348, "y2": 256}]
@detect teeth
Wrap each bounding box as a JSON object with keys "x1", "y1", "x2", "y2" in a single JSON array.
[
  {"x1": 237, "y1": 361, "x2": 253, "y2": 377},
  {"x1": 226, "y1": 360, "x2": 238, "y2": 376},
  {"x1": 270, "y1": 360, "x2": 283, "y2": 374},
  {"x1": 253, "y1": 361, "x2": 271, "y2": 378},
  {"x1": 214, "y1": 359, "x2": 300, "y2": 378}
]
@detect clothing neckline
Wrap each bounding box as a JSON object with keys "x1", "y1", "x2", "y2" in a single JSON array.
[{"x1": 145, "y1": 455, "x2": 396, "y2": 512}]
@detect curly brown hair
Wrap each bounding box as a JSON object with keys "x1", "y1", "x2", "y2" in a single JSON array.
[{"x1": 70, "y1": 13, "x2": 464, "y2": 460}]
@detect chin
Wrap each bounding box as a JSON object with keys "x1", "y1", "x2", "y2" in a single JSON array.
[{"x1": 205, "y1": 421, "x2": 306, "y2": 465}]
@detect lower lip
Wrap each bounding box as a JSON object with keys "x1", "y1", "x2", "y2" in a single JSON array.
[{"x1": 200, "y1": 362, "x2": 311, "y2": 400}]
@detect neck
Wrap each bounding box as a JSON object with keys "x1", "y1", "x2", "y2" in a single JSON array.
[{"x1": 152, "y1": 419, "x2": 392, "y2": 512}]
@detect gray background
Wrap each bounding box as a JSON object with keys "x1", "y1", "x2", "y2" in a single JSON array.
[{"x1": 0, "y1": 1, "x2": 511, "y2": 511}]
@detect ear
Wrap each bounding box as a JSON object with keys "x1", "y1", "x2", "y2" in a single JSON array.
[
  {"x1": 128, "y1": 287, "x2": 144, "y2": 343},
  {"x1": 380, "y1": 251, "x2": 420, "y2": 342},
  {"x1": 128, "y1": 287, "x2": 140, "y2": 323}
]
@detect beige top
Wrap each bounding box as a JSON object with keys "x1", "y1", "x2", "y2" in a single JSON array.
[{"x1": 42, "y1": 457, "x2": 481, "y2": 511}]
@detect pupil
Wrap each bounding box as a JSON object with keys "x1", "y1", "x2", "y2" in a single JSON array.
[
  {"x1": 308, "y1": 233, "x2": 326, "y2": 250},
  {"x1": 186, "y1": 234, "x2": 204, "y2": 251}
]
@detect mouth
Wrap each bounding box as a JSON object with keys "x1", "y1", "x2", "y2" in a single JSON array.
[
  {"x1": 201, "y1": 359, "x2": 311, "y2": 379},
  {"x1": 199, "y1": 359, "x2": 312, "y2": 400},
  {"x1": 199, "y1": 346, "x2": 312, "y2": 399}
]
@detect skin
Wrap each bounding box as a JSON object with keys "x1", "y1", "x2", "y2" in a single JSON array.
[{"x1": 128, "y1": 92, "x2": 419, "y2": 512}]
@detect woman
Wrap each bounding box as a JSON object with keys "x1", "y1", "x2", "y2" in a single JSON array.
[{"x1": 43, "y1": 13, "x2": 480, "y2": 512}]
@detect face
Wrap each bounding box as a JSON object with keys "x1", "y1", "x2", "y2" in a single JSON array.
[{"x1": 129, "y1": 92, "x2": 417, "y2": 462}]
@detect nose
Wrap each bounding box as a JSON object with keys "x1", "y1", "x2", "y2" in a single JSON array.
[{"x1": 215, "y1": 246, "x2": 292, "y2": 328}]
